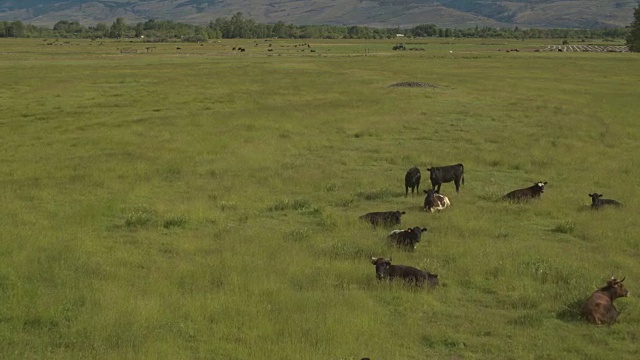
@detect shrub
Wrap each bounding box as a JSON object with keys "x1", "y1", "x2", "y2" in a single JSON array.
[
  {"x1": 163, "y1": 215, "x2": 188, "y2": 229},
  {"x1": 124, "y1": 204, "x2": 157, "y2": 229}
]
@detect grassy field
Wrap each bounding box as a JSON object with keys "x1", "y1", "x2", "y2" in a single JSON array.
[{"x1": 1, "y1": 37, "x2": 639, "y2": 359}]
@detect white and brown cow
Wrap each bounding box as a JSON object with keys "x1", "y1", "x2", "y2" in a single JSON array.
[{"x1": 423, "y1": 189, "x2": 450, "y2": 212}]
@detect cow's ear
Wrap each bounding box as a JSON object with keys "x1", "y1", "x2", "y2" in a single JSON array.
[
  {"x1": 370, "y1": 258, "x2": 378, "y2": 265},
  {"x1": 407, "y1": 228, "x2": 412, "y2": 233},
  {"x1": 426, "y1": 168, "x2": 432, "y2": 171},
  {"x1": 599, "y1": 194, "x2": 604, "y2": 197}
]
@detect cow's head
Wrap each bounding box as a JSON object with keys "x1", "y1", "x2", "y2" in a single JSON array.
[
  {"x1": 604, "y1": 276, "x2": 629, "y2": 299},
  {"x1": 588, "y1": 193, "x2": 603, "y2": 204},
  {"x1": 409, "y1": 167, "x2": 421, "y2": 181},
  {"x1": 427, "y1": 167, "x2": 439, "y2": 178},
  {"x1": 371, "y1": 257, "x2": 392, "y2": 280},
  {"x1": 427, "y1": 273, "x2": 439, "y2": 287},
  {"x1": 534, "y1": 181, "x2": 547, "y2": 192},
  {"x1": 409, "y1": 226, "x2": 427, "y2": 236}
]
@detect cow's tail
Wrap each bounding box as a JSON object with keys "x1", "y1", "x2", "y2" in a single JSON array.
[{"x1": 460, "y1": 163, "x2": 465, "y2": 185}]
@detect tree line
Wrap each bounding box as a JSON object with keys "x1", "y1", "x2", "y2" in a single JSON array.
[{"x1": 0, "y1": 12, "x2": 633, "y2": 42}]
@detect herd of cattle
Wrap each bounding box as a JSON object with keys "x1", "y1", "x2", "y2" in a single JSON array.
[{"x1": 359, "y1": 163, "x2": 628, "y2": 325}]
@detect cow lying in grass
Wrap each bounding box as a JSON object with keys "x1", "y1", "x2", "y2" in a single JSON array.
[
  {"x1": 588, "y1": 193, "x2": 623, "y2": 209},
  {"x1": 503, "y1": 181, "x2": 547, "y2": 201},
  {"x1": 370, "y1": 257, "x2": 439, "y2": 287},
  {"x1": 581, "y1": 276, "x2": 629, "y2": 325},
  {"x1": 423, "y1": 189, "x2": 450, "y2": 212},
  {"x1": 387, "y1": 226, "x2": 427, "y2": 251}
]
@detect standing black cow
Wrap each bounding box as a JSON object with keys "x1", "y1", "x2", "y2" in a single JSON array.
[
  {"x1": 370, "y1": 257, "x2": 439, "y2": 287},
  {"x1": 404, "y1": 166, "x2": 421, "y2": 197},
  {"x1": 588, "y1": 193, "x2": 623, "y2": 209},
  {"x1": 427, "y1": 163, "x2": 464, "y2": 193},
  {"x1": 387, "y1": 226, "x2": 428, "y2": 250},
  {"x1": 503, "y1": 181, "x2": 547, "y2": 201},
  {"x1": 359, "y1": 211, "x2": 405, "y2": 227}
]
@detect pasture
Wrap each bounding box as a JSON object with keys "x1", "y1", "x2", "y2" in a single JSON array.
[{"x1": 1, "y1": 37, "x2": 639, "y2": 359}]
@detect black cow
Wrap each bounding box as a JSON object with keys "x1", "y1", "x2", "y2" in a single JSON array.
[
  {"x1": 370, "y1": 257, "x2": 439, "y2": 287},
  {"x1": 387, "y1": 226, "x2": 427, "y2": 250},
  {"x1": 359, "y1": 211, "x2": 405, "y2": 227},
  {"x1": 404, "y1": 166, "x2": 421, "y2": 197},
  {"x1": 427, "y1": 163, "x2": 464, "y2": 193},
  {"x1": 503, "y1": 181, "x2": 547, "y2": 201},
  {"x1": 581, "y1": 276, "x2": 629, "y2": 325},
  {"x1": 588, "y1": 193, "x2": 623, "y2": 209},
  {"x1": 423, "y1": 188, "x2": 436, "y2": 212}
]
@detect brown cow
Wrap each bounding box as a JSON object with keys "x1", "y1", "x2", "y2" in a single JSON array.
[{"x1": 580, "y1": 276, "x2": 629, "y2": 325}]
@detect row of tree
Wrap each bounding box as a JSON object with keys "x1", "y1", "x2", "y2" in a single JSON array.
[{"x1": 1, "y1": 10, "x2": 639, "y2": 50}]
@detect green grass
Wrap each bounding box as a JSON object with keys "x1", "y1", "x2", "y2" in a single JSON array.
[{"x1": 1, "y1": 37, "x2": 639, "y2": 359}]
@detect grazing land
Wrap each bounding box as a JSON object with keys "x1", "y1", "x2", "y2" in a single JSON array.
[{"x1": 1, "y1": 37, "x2": 639, "y2": 359}]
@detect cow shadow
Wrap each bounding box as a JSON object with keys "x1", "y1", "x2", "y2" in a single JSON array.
[{"x1": 556, "y1": 297, "x2": 585, "y2": 322}]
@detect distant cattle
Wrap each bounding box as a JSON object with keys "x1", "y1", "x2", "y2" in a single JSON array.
[
  {"x1": 581, "y1": 276, "x2": 629, "y2": 325},
  {"x1": 427, "y1": 163, "x2": 464, "y2": 193},
  {"x1": 423, "y1": 189, "x2": 450, "y2": 212},
  {"x1": 503, "y1": 181, "x2": 547, "y2": 201},
  {"x1": 404, "y1": 166, "x2": 421, "y2": 197},
  {"x1": 387, "y1": 226, "x2": 427, "y2": 250},
  {"x1": 588, "y1": 193, "x2": 623, "y2": 209},
  {"x1": 359, "y1": 211, "x2": 405, "y2": 227},
  {"x1": 370, "y1": 257, "x2": 439, "y2": 287}
]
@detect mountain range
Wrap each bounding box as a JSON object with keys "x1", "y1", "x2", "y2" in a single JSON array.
[{"x1": 0, "y1": 0, "x2": 636, "y2": 29}]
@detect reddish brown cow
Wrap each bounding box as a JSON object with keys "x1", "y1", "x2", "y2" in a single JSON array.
[{"x1": 580, "y1": 276, "x2": 629, "y2": 325}]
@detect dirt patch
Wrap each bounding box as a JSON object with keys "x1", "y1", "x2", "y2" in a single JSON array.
[{"x1": 388, "y1": 81, "x2": 438, "y2": 88}]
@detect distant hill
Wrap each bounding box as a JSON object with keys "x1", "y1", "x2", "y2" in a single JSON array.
[{"x1": 0, "y1": 0, "x2": 636, "y2": 29}]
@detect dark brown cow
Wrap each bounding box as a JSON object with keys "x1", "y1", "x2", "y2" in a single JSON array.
[
  {"x1": 359, "y1": 211, "x2": 405, "y2": 227},
  {"x1": 588, "y1": 193, "x2": 623, "y2": 209},
  {"x1": 404, "y1": 166, "x2": 421, "y2": 197},
  {"x1": 503, "y1": 181, "x2": 547, "y2": 201},
  {"x1": 370, "y1": 257, "x2": 439, "y2": 287},
  {"x1": 427, "y1": 163, "x2": 464, "y2": 193},
  {"x1": 581, "y1": 276, "x2": 629, "y2": 325}
]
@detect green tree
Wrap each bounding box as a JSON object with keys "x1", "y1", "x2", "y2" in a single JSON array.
[
  {"x1": 6, "y1": 21, "x2": 25, "y2": 37},
  {"x1": 109, "y1": 17, "x2": 127, "y2": 38},
  {"x1": 627, "y1": 2, "x2": 640, "y2": 52}
]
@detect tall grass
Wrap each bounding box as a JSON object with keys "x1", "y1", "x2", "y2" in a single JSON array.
[{"x1": 0, "y1": 37, "x2": 639, "y2": 359}]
